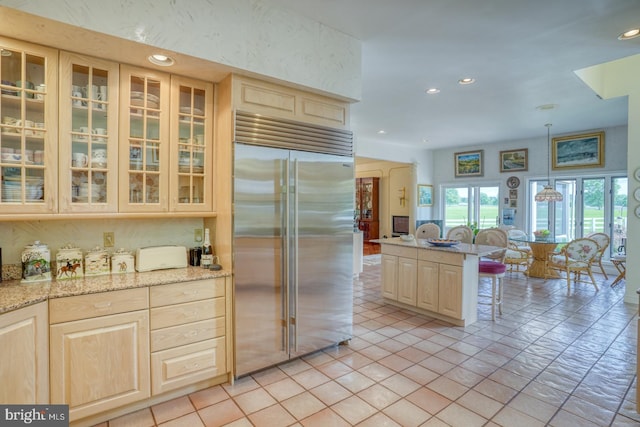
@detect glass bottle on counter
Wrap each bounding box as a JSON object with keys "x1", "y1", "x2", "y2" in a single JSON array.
[{"x1": 201, "y1": 228, "x2": 213, "y2": 268}]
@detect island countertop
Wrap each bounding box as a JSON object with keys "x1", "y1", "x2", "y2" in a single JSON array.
[{"x1": 371, "y1": 237, "x2": 502, "y2": 257}]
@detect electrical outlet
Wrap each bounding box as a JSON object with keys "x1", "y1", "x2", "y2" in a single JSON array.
[
  {"x1": 194, "y1": 228, "x2": 203, "y2": 243},
  {"x1": 103, "y1": 232, "x2": 115, "y2": 247}
]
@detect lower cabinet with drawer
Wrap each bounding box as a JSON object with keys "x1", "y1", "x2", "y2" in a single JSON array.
[
  {"x1": 49, "y1": 287, "x2": 150, "y2": 421},
  {"x1": 48, "y1": 277, "x2": 230, "y2": 425},
  {"x1": 149, "y1": 278, "x2": 227, "y2": 395}
]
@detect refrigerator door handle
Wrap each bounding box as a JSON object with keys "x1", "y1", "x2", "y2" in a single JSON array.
[
  {"x1": 291, "y1": 158, "x2": 299, "y2": 353},
  {"x1": 283, "y1": 157, "x2": 291, "y2": 353}
]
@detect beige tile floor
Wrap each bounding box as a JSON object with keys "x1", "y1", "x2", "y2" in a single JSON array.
[{"x1": 97, "y1": 255, "x2": 639, "y2": 426}]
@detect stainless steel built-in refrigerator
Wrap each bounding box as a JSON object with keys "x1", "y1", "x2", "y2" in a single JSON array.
[{"x1": 233, "y1": 112, "x2": 354, "y2": 377}]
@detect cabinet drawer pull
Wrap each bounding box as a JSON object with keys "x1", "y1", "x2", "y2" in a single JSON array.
[
  {"x1": 93, "y1": 301, "x2": 113, "y2": 309},
  {"x1": 182, "y1": 290, "x2": 199, "y2": 296}
]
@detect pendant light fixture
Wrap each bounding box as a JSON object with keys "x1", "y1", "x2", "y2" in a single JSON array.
[{"x1": 534, "y1": 123, "x2": 563, "y2": 202}]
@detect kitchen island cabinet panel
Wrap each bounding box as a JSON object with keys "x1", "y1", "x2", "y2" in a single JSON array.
[
  {"x1": 381, "y1": 254, "x2": 398, "y2": 300},
  {"x1": 396, "y1": 257, "x2": 418, "y2": 306},
  {"x1": 416, "y1": 261, "x2": 439, "y2": 312},
  {"x1": 377, "y1": 238, "x2": 498, "y2": 326},
  {"x1": 0, "y1": 301, "x2": 48, "y2": 404},
  {"x1": 438, "y1": 263, "x2": 463, "y2": 319}
]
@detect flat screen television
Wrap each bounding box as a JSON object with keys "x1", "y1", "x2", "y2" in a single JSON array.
[{"x1": 392, "y1": 215, "x2": 409, "y2": 236}]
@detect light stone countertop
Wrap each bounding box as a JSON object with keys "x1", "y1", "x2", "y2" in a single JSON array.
[
  {"x1": 0, "y1": 267, "x2": 230, "y2": 315},
  {"x1": 371, "y1": 237, "x2": 503, "y2": 257}
]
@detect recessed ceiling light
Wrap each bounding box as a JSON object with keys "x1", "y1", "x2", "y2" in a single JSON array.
[
  {"x1": 458, "y1": 77, "x2": 475, "y2": 85},
  {"x1": 535, "y1": 104, "x2": 557, "y2": 111},
  {"x1": 377, "y1": 130, "x2": 386, "y2": 134},
  {"x1": 425, "y1": 88, "x2": 440, "y2": 94},
  {"x1": 148, "y1": 53, "x2": 175, "y2": 66},
  {"x1": 618, "y1": 28, "x2": 640, "y2": 40}
]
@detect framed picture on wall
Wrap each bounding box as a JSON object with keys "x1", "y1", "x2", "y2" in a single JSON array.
[
  {"x1": 454, "y1": 150, "x2": 483, "y2": 177},
  {"x1": 500, "y1": 148, "x2": 528, "y2": 172},
  {"x1": 552, "y1": 131, "x2": 604, "y2": 170},
  {"x1": 417, "y1": 184, "x2": 433, "y2": 206}
]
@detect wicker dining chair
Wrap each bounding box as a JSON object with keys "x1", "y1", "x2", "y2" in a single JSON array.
[
  {"x1": 415, "y1": 223, "x2": 441, "y2": 239},
  {"x1": 547, "y1": 237, "x2": 600, "y2": 292},
  {"x1": 445, "y1": 225, "x2": 474, "y2": 244},
  {"x1": 586, "y1": 232, "x2": 610, "y2": 279}
]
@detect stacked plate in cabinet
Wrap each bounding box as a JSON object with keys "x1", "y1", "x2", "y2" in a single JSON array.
[
  {"x1": 130, "y1": 91, "x2": 159, "y2": 109},
  {"x1": 2, "y1": 176, "x2": 43, "y2": 202}
]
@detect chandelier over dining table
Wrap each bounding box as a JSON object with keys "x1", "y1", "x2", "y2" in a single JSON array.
[{"x1": 534, "y1": 123, "x2": 563, "y2": 202}]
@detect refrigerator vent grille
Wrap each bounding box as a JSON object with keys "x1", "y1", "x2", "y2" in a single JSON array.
[{"x1": 234, "y1": 111, "x2": 353, "y2": 156}]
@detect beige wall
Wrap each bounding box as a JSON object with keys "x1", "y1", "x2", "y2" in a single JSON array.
[
  {"x1": 356, "y1": 159, "x2": 414, "y2": 237},
  {"x1": 0, "y1": 218, "x2": 204, "y2": 266},
  {"x1": 575, "y1": 54, "x2": 640, "y2": 305}
]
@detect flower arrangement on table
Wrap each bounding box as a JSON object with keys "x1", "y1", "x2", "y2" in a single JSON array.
[{"x1": 533, "y1": 229, "x2": 551, "y2": 241}]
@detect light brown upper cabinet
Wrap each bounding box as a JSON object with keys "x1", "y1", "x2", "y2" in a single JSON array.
[
  {"x1": 59, "y1": 52, "x2": 119, "y2": 213},
  {"x1": 119, "y1": 66, "x2": 214, "y2": 213},
  {"x1": 0, "y1": 37, "x2": 58, "y2": 214},
  {"x1": 169, "y1": 76, "x2": 214, "y2": 212},
  {"x1": 118, "y1": 64, "x2": 171, "y2": 213}
]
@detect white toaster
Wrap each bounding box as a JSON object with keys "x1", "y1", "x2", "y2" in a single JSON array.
[{"x1": 135, "y1": 245, "x2": 188, "y2": 272}]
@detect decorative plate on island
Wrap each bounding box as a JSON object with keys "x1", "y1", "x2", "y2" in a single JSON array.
[{"x1": 427, "y1": 239, "x2": 460, "y2": 247}]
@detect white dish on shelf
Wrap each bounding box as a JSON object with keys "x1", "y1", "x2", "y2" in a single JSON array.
[
  {"x1": 1, "y1": 153, "x2": 21, "y2": 162},
  {"x1": 131, "y1": 91, "x2": 160, "y2": 103},
  {"x1": 179, "y1": 106, "x2": 204, "y2": 115},
  {"x1": 131, "y1": 98, "x2": 159, "y2": 109}
]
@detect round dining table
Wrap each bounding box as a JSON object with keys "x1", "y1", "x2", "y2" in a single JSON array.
[{"x1": 510, "y1": 236, "x2": 567, "y2": 279}]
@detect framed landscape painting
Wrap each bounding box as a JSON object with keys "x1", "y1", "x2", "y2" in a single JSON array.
[
  {"x1": 417, "y1": 184, "x2": 433, "y2": 206},
  {"x1": 500, "y1": 148, "x2": 528, "y2": 172},
  {"x1": 454, "y1": 150, "x2": 483, "y2": 177},
  {"x1": 552, "y1": 131, "x2": 604, "y2": 170}
]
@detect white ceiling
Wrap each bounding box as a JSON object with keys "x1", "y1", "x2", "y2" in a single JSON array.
[{"x1": 263, "y1": 0, "x2": 640, "y2": 151}]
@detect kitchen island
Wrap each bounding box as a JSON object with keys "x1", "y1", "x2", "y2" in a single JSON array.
[{"x1": 373, "y1": 237, "x2": 503, "y2": 326}]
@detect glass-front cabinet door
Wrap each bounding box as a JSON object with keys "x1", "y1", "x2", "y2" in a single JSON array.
[
  {"x1": 170, "y1": 76, "x2": 213, "y2": 212},
  {"x1": 119, "y1": 65, "x2": 170, "y2": 212},
  {"x1": 59, "y1": 52, "x2": 119, "y2": 213},
  {"x1": 0, "y1": 37, "x2": 58, "y2": 214}
]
